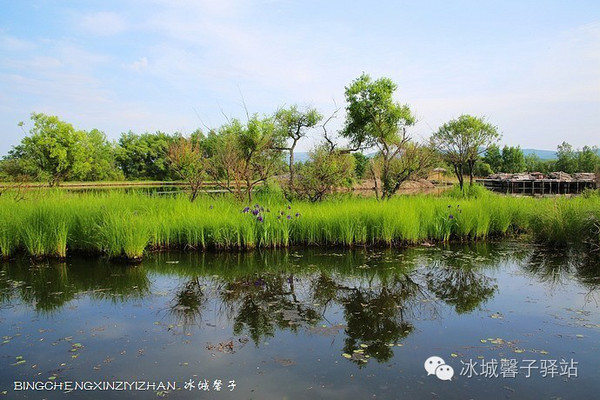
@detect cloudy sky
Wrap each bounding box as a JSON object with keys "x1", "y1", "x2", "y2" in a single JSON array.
[{"x1": 1, "y1": 0, "x2": 598, "y2": 156}]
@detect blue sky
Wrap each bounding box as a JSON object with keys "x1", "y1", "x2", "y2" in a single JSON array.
[{"x1": 1, "y1": 0, "x2": 599, "y2": 156}]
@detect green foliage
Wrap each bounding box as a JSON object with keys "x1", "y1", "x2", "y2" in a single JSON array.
[
  {"x1": 254, "y1": 178, "x2": 286, "y2": 202},
  {"x1": 294, "y1": 146, "x2": 356, "y2": 202},
  {"x1": 577, "y1": 145, "x2": 600, "y2": 173},
  {"x1": 274, "y1": 105, "x2": 322, "y2": 189},
  {"x1": 524, "y1": 153, "x2": 551, "y2": 173},
  {"x1": 115, "y1": 131, "x2": 177, "y2": 180},
  {"x1": 472, "y1": 161, "x2": 493, "y2": 177},
  {"x1": 554, "y1": 142, "x2": 600, "y2": 173},
  {"x1": 528, "y1": 197, "x2": 600, "y2": 247},
  {"x1": 445, "y1": 183, "x2": 490, "y2": 199},
  {"x1": 483, "y1": 144, "x2": 502, "y2": 173},
  {"x1": 3, "y1": 115, "x2": 119, "y2": 183},
  {"x1": 501, "y1": 146, "x2": 525, "y2": 173},
  {"x1": 430, "y1": 114, "x2": 500, "y2": 189},
  {"x1": 75, "y1": 129, "x2": 123, "y2": 181},
  {"x1": 205, "y1": 115, "x2": 285, "y2": 202},
  {"x1": 555, "y1": 142, "x2": 577, "y2": 173},
  {"x1": 10, "y1": 113, "x2": 88, "y2": 185},
  {"x1": 343, "y1": 73, "x2": 430, "y2": 199},
  {"x1": 168, "y1": 134, "x2": 208, "y2": 201},
  {"x1": 352, "y1": 152, "x2": 369, "y2": 179},
  {"x1": 342, "y1": 73, "x2": 415, "y2": 150}
]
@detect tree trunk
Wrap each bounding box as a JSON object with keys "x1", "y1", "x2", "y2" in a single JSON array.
[
  {"x1": 370, "y1": 162, "x2": 380, "y2": 200},
  {"x1": 468, "y1": 160, "x2": 474, "y2": 186},
  {"x1": 289, "y1": 143, "x2": 296, "y2": 190},
  {"x1": 454, "y1": 164, "x2": 464, "y2": 191},
  {"x1": 382, "y1": 156, "x2": 392, "y2": 199}
]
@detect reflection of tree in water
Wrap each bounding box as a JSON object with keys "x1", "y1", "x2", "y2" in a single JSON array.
[
  {"x1": 306, "y1": 268, "x2": 433, "y2": 365},
  {"x1": 521, "y1": 248, "x2": 600, "y2": 296},
  {"x1": 168, "y1": 276, "x2": 206, "y2": 328},
  {"x1": 3, "y1": 243, "x2": 563, "y2": 369},
  {"x1": 423, "y1": 247, "x2": 499, "y2": 314},
  {"x1": 0, "y1": 260, "x2": 150, "y2": 314},
  {"x1": 425, "y1": 264, "x2": 497, "y2": 314},
  {"x1": 219, "y1": 273, "x2": 320, "y2": 345},
  {"x1": 340, "y1": 275, "x2": 425, "y2": 364}
]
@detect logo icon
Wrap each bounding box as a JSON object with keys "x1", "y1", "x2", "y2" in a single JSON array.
[{"x1": 424, "y1": 356, "x2": 454, "y2": 381}]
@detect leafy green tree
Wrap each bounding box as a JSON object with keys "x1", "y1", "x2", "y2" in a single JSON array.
[
  {"x1": 168, "y1": 131, "x2": 208, "y2": 202},
  {"x1": 10, "y1": 113, "x2": 87, "y2": 186},
  {"x1": 342, "y1": 73, "x2": 426, "y2": 199},
  {"x1": 294, "y1": 145, "x2": 355, "y2": 202},
  {"x1": 206, "y1": 115, "x2": 285, "y2": 202},
  {"x1": 501, "y1": 146, "x2": 525, "y2": 173},
  {"x1": 75, "y1": 129, "x2": 123, "y2": 181},
  {"x1": 483, "y1": 144, "x2": 502, "y2": 173},
  {"x1": 115, "y1": 132, "x2": 177, "y2": 180},
  {"x1": 577, "y1": 145, "x2": 600, "y2": 173},
  {"x1": 430, "y1": 115, "x2": 500, "y2": 190},
  {"x1": 472, "y1": 160, "x2": 493, "y2": 177},
  {"x1": 524, "y1": 153, "x2": 539, "y2": 172},
  {"x1": 352, "y1": 152, "x2": 369, "y2": 179},
  {"x1": 274, "y1": 105, "x2": 322, "y2": 190},
  {"x1": 555, "y1": 142, "x2": 577, "y2": 173}
]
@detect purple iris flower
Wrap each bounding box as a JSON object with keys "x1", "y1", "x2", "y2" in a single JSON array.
[
  {"x1": 295, "y1": 213, "x2": 300, "y2": 217},
  {"x1": 252, "y1": 209, "x2": 259, "y2": 216},
  {"x1": 242, "y1": 206, "x2": 250, "y2": 213},
  {"x1": 449, "y1": 214, "x2": 454, "y2": 219},
  {"x1": 287, "y1": 205, "x2": 291, "y2": 210},
  {"x1": 287, "y1": 215, "x2": 291, "y2": 220},
  {"x1": 257, "y1": 216, "x2": 264, "y2": 222}
]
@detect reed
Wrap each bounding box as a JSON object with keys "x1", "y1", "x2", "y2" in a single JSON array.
[{"x1": 0, "y1": 187, "x2": 597, "y2": 260}]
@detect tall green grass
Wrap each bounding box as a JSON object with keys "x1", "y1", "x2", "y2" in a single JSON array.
[{"x1": 0, "y1": 187, "x2": 598, "y2": 260}]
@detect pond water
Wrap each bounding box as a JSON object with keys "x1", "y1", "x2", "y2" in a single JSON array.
[{"x1": 1, "y1": 243, "x2": 599, "y2": 399}]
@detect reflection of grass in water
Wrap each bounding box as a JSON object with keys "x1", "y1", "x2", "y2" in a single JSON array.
[
  {"x1": 0, "y1": 189, "x2": 598, "y2": 259},
  {"x1": 2, "y1": 242, "x2": 598, "y2": 366},
  {"x1": 17, "y1": 263, "x2": 74, "y2": 314},
  {"x1": 1, "y1": 259, "x2": 151, "y2": 313}
]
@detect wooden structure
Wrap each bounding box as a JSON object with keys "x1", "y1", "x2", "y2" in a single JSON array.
[{"x1": 476, "y1": 172, "x2": 596, "y2": 195}]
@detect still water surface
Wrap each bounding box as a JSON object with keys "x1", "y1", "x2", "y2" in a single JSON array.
[{"x1": 1, "y1": 242, "x2": 599, "y2": 399}]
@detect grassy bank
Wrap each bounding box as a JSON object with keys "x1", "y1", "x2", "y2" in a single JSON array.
[{"x1": 0, "y1": 189, "x2": 599, "y2": 260}]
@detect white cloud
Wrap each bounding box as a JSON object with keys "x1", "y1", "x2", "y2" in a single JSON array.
[
  {"x1": 79, "y1": 11, "x2": 127, "y2": 36},
  {"x1": 0, "y1": 35, "x2": 36, "y2": 52},
  {"x1": 128, "y1": 56, "x2": 148, "y2": 71}
]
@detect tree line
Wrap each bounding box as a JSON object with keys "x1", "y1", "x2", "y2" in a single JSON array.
[
  {"x1": 2, "y1": 73, "x2": 598, "y2": 200},
  {"x1": 475, "y1": 142, "x2": 600, "y2": 176}
]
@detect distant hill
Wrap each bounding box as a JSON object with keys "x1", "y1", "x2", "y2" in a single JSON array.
[
  {"x1": 294, "y1": 152, "x2": 310, "y2": 163},
  {"x1": 521, "y1": 149, "x2": 557, "y2": 160},
  {"x1": 522, "y1": 148, "x2": 600, "y2": 160}
]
